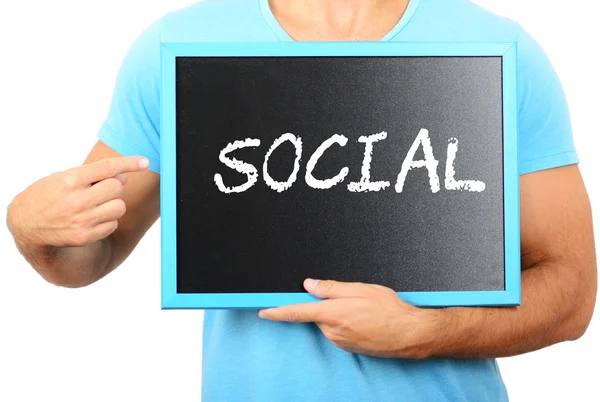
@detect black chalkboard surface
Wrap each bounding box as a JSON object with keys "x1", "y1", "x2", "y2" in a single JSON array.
[{"x1": 160, "y1": 43, "x2": 520, "y2": 308}]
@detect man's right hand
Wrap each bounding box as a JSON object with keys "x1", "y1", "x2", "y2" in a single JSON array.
[{"x1": 7, "y1": 156, "x2": 149, "y2": 249}]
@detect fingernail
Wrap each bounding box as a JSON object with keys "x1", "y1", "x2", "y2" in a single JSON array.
[
  {"x1": 139, "y1": 158, "x2": 150, "y2": 169},
  {"x1": 305, "y1": 278, "x2": 320, "y2": 290}
]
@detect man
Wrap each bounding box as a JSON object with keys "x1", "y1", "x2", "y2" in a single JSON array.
[{"x1": 6, "y1": 0, "x2": 597, "y2": 400}]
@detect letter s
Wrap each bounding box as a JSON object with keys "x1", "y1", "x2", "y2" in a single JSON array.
[{"x1": 214, "y1": 138, "x2": 261, "y2": 194}]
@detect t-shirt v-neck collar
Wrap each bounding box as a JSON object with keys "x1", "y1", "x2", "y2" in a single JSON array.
[{"x1": 259, "y1": 0, "x2": 422, "y2": 42}]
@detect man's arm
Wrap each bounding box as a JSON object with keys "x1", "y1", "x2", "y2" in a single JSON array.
[
  {"x1": 259, "y1": 164, "x2": 596, "y2": 359},
  {"x1": 431, "y1": 164, "x2": 596, "y2": 358},
  {"x1": 7, "y1": 140, "x2": 160, "y2": 288}
]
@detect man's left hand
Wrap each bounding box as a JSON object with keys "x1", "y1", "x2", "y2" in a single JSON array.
[{"x1": 258, "y1": 279, "x2": 443, "y2": 359}]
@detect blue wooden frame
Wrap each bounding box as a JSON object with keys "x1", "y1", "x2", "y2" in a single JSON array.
[{"x1": 160, "y1": 42, "x2": 520, "y2": 309}]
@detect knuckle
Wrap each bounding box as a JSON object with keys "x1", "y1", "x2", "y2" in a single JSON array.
[
  {"x1": 71, "y1": 213, "x2": 90, "y2": 230},
  {"x1": 338, "y1": 318, "x2": 352, "y2": 332},
  {"x1": 99, "y1": 221, "x2": 119, "y2": 238},
  {"x1": 68, "y1": 197, "x2": 86, "y2": 213},
  {"x1": 103, "y1": 178, "x2": 124, "y2": 196},
  {"x1": 61, "y1": 171, "x2": 78, "y2": 189},
  {"x1": 313, "y1": 311, "x2": 326, "y2": 323},
  {"x1": 106, "y1": 220, "x2": 119, "y2": 234},
  {"x1": 324, "y1": 329, "x2": 342, "y2": 344},
  {"x1": 320, "y1": 312, "x2": 340, "y2": 325},
  {"x1": 321, "y1": 280, "x2": 336, "y2": 293},
  {"x1": 112, "y1": 180, "x2": 124, "y2": 197},
  {"x1": 366, "y1": 284, "x2": 384, "y2": 294},
  {"x1": 113, "y1": 199, "x2": 127, "y2": 217},
  {"x1": 101, "y1": 159, "x2": 116, "y2": 177},
  {"x1": 287, "y1": 310, "x2": 301, "y2": 322},
  {"x1": 71, "y1": 229, "x2": 91, "y2": 247},
  {"x1": 370, "y1": 283, "x2": 388, "y2": 292},
  {"x1": 48, "y1": 171, "x2": 62, "y2": 182}
]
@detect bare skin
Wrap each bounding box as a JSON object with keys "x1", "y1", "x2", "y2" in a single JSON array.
[
  {"x1": 6, "y1": 0, "x2": 597, "y2": 360},
  {"x1": 7, "y1": 141, "x2": 159, "y2": 288},
  {"x1": 260, "y1": 165, "x2": 598, "y2": 358},
  {"x1": 269, "y1": 0, "x2": 410, "y2": 41}
]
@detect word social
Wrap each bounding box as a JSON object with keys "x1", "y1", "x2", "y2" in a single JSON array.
[{"x1": 213, "y1": 129, "x2": 485, "y2": 194}]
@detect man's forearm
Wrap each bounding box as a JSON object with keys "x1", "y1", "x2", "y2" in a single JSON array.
[
  {"x1": 12, "y1": 233, "x2": 115, "y2": 288},
  {"x1": 425, "y1": 260, "x2": 596, "y2": 359}
]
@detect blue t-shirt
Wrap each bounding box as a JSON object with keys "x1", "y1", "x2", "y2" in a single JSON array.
[{"x1": 98, "y1": 0, "x2": 579, "y2": 400}]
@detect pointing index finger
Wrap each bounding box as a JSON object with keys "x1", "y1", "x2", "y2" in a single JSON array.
[{"x1": 79, "y1": 156, "x2": 150, "y2": 185}]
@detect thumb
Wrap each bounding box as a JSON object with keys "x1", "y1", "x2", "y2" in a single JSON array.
[
  {"x1": 303, "y1": 279, "x2": 368, "y2": 299},
  {"x1": 114, "y1": 174, "x2": 129, "y2": 185}
]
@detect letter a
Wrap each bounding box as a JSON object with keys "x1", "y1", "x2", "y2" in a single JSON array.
[{"x1": 395, "y1": 129, "x2": 440, "y2": 193}]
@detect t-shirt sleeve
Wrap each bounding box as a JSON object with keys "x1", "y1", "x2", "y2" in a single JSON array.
[
  {"x1": 516, "y1": 25, "x2": 579, "y2": 175},
  {"x1": 97, "y1": 20, "x2": 162, "y2": 173}
]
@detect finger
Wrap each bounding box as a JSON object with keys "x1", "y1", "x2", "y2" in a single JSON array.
[
  {"x1": 258, "y1": 301, "x2": 331, "y2": 323},
  {"x1": 92, "y1": 174, "x2": 128, "y2": 186},
  {"x1": 91, "y1": 199, "x2": 127, "y2": 224},
  {"x1": 304, "y1": 279, "x2": 371, "y2": 299},
  {"x1": 87, "y1": 178, "x2": 124, "y2": 206},
  {"x1": 115, "y1": 174, "x2": 128, "y2": 185},
  {"x1": 77, "y1": 156, "x2": 149, "y2": 185},
  {"x1": 85, "y1": 220, "x2": 119, "y2": 244}
]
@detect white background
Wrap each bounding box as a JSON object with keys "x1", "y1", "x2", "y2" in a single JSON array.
[{"x1": 0, "y1": 1, "x2": 598, "y2": 401}]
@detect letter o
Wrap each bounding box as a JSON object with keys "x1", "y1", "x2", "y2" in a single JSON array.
[{"x1": 263, "y1": 133, "x2": 303, "y2": 192}]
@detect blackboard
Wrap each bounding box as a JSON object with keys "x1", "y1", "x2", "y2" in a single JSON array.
[{"x1": 160, "y1": 43, "x2": 520, "y2": 309}]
